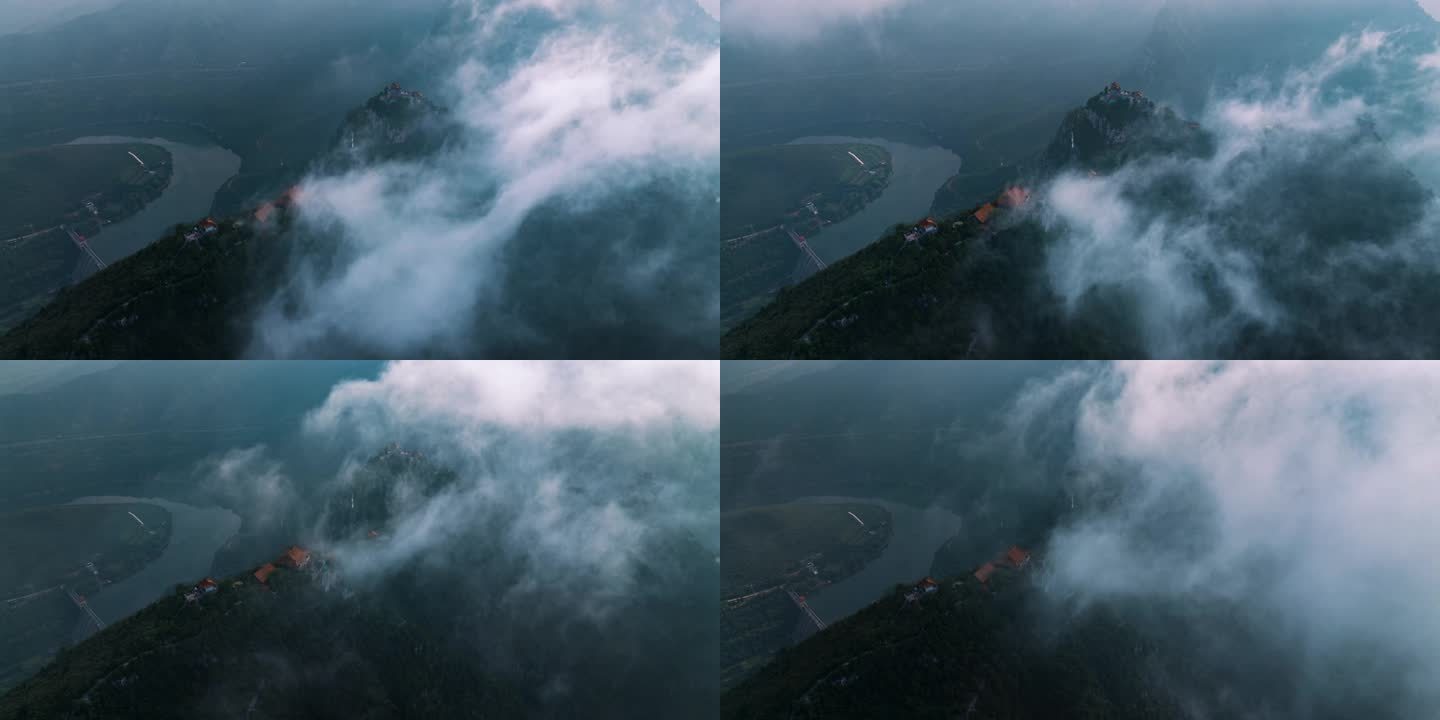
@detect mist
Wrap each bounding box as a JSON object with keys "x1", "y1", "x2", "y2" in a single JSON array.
[
  {"x1": 250, "y1": 0, "x2": 719, "y2": 359},
  {"x1": 184, "y1": 360, "x2": 720, "y2": 714},
  {"x1": 990, "y1": 362, "x2": 1440, "y2": 718},
  {"x1": 1027, "y1": 27, "x2": 1440, "y2": 357}
]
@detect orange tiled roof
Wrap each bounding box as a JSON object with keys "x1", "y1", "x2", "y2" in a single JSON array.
[
  {"x1": 1005, "y1": 546, "x2": 1031, "y2": 567},
  {"x1": 254, "y1": 563, "x2": 276, "y2": 583},
  {"x1": 974, "y1": 203, "x2": 997, "y2": 224},
  {"x1": 974, "y1": 562, "x2": 997, "y2": 584},
  {"x1": 998, "y1": 187, "x2": 1031, "y2": 209},
  {"x1": 280, "y1": 546, "x2": 310, "y2": 568}
]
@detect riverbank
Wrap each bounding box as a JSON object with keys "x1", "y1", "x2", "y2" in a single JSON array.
[
  {"x1": 721, "y1": 142, "x2": 896, "y2": 330},
  {"x1": 721, "y1": 501, "x2": 894, "y2": 689},
  {"x1": 0, "y1": 143, "x2": 175, "y2": 332},
  {"x1": 0, "y1": 502, "x2": 173, "y2": 694}
]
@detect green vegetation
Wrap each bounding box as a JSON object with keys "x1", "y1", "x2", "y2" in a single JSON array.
[
  {"x1": 722, "y1": 143, "x2": 891, "y2": 330},
  {"x1": 0, "y1": 84, "x2": 452, "y2": 359},
  {"x1": 723, "y1": 571, "x2": 1186, "y2": 720},
  {"x1": 0, "y1": 566, "x2": 529, "y2": 719},
  {"x1": 0, "y1": 144, "x2": 172, "y2": 332},
  {"x1": 0, "y1": 503, "x2": 171, "y2": 694},
  {"x1": 0, "y1": 219, "x2": 286, "y2": 359},
  {"x1": 721, "y1": 503, "x2": 891, "y2": 689},
  {"x1": 721, "y1": 87, "x2": 1212, "y2": 360},
  {"x1": 723, "y1": 214, "x2": 1084, "y2": 359}
]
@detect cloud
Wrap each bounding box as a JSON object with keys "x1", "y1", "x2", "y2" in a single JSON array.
[
  {"x1": 250, "y1": 0, "x2": 718, "y2": 358},
  {"x1": 195, "y1": 445, "x2": 297, "y2": 534},
  {"x1": 1008, "y1": 362, "x2": 1440, "y2": 716},
  {"x1": 1035, "y1": 30, "x2": 1440, "y2": 357},
  {"x1": 306, "y1": 360, "x2": 719, "y2": 438},
  {"x1": 302, "y1": 361, "x2": 719, "y2": 614}
]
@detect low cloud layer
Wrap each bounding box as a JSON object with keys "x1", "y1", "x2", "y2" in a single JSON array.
[
  {"x1": 252, "y1": 0, "x2": 718, "y2": 358},
  {"x1": 195, "y1": 446, "x2": 297, "y2": 534},
  {"x1": 1004, "y1": 362, "x2": 1440, "y2": 716},
  {"x1": 1036, "y1": 30, "x2": 1440, "y2": 357},
  {"x1": 307, "y1": 360, "x2": 719, "y2": 438},
  {"x1": 302, "y1": 360, "x2": 719, "y2": 610}
]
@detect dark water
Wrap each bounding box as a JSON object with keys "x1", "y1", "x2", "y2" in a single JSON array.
[
  {"x1": 64, "y1": 135, "x2": 241, "y2": 282},
  {"x1": 786, "y1": 495, "x2": 961, "y2": 641},
  {"x1": 784, "y1": 136, "x2": 962, "y2": 281},
  {"x1": 67, "y1": 496, "x2": 240, "y2": 642}
]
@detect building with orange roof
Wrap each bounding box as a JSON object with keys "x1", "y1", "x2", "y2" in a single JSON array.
[
  {"x1": 254, "y1": 563, "x2": 276, "y2": 584},
  {"x1": 974, "y1": 562, "x2": 997, "y2": 584},
  {"x1": 974, "y1": 203, "x2": 997, "y2": 225},
  {"x1": 1005, "y1": 546, "x2": 1032, "y2": 568},
  {"x1": 197, "y1": 577, "x2": 219, "y2": 594},
  {"x1": 998, "y1": 187, "x2": 1031, "y2": 209},
  {"x1": 253, "y1": 203, "x2": 275, "y2": 223},
  {"x1": 279, "y1": 546, "x2": 311, "y2": 569}
]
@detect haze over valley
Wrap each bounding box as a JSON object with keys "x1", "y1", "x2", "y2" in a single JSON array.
[{"x1": 0, "y1": 361, "x2": 721, "y2": 718}]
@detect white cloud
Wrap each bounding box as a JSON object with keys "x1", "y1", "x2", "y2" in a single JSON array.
[
  {"x1": 301, "y1": 360, "x2": 719, "y2": 617},
  {"x1": 1015, "y1": 362, "x2": 1440, "y2": 713},
  {"x1": 306, "y1": 360, "x2": 719, "y2": 437},
  {"x1": 252, "y1": 0, "x2": 718, "y2": 357},
  {"x1": 1035, "y1": 31, "x2": 1440, "y2": 356}
]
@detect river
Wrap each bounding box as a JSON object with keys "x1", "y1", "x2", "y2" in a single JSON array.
[
  {"x1": 64, "y1": 135, "x2": 241, "y2": 282},
  {"x1": 66, "y1": 495, "x2": 241, "y2": 642},
  {"x1": 785, "y1": 136, "x2": 962, "y2": 281},
  {"x1": 786, "y1": 496, "x2": 962, "y2": 641}
]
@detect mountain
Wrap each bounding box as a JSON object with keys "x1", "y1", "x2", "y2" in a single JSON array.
[
  {"x1": 0, "y1": 85, "x2": 448, "y2": 360},
  {"x1": 0, "y1": 445, "x2": 720, "y2": 718},
  {"x1": 722, "y1": 556, "x2": 1419, "y2": 720},
  {"x1": 722, "y1": 567, "x2": 1190, "y2": 720},
  {"x1": 721, "y1": 79, "x2": 1439, "y2": 359},
  {"x1": 721, "y1": 84, "x2": 1206, "y2": 360},
  {"x1": 0, "y1": 448, "x2": 528, "y2": 719}
]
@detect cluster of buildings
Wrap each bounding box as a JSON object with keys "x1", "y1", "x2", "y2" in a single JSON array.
[
  {"x1": 903, "y1": 576, "x2": 941, "y2": 604},
  {"x1": 252, "y1": 545, "x2": 313, "y2": 587},
  {"x1": 381, "y1": 82, "x2": 425, "y2": 102},
  {"x1": 1097, "y1": 82, "x2": 1154, "y2": 112},
  {"x1": 902, "y1": 184, "x2": 1036, "y2": 243},
  {"x1": 903, "y1": 217, "x2": 940, "y2": 243},
  {"x1": 183, "y1": 577, "x2": 220, "y2": 603},
  {"x1": 973, "y1": 545, "x2": 1033, "y2": 587},
  {"x1": 252, "y1": 186, "x2": 303, "y2": 225},
  {"x1": 970, "y1": 185, "x2": 1033, "y2": 227},
  {"x1": 182, "y1": 217, "x2": 220, "y2": 243}
]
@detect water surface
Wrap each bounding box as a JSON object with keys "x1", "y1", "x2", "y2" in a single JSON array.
[
  {"x1": 784, "y1": 136, "x2": 962, "y2": 281},
  {"x1": 785, "y1": 495, "x2": 961, "y2": 641},
  {"x1": 67, "y1": 495, "x2": 241, "y2": 641},
  {"x1": 64, "y1": 135, "x2": 241, "y2": 282}
]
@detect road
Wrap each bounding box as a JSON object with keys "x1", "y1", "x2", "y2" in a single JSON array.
[
  {"x1": 724, "y1": 585, "x2": 781, "y2": 608},
  {"x1": 67, "y1": 587, "x2": 106, "y2": 631},
  {"x1": 4, "y1": 586, "x2": 60, "y2": 605},
  {"x1": 786, "y1": 228, "x2": 828, "y2": 272},
  {"x1": 0, "y1": 66, "x2": 261, "y2": 91},
  {"x1": 64, "y1": 225, "x2": 108, "y2": 270},
  {"x1": 2, "y1": 226, "x2": 61, "y2": 245},
  {"x1": 787, "y1": 588, "x2": 827, "y2": 631},
  {"x1": 721, "y1": 225, "x2": 781, "y2": 246}
]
